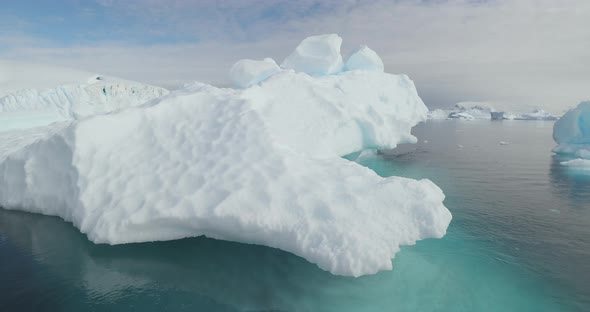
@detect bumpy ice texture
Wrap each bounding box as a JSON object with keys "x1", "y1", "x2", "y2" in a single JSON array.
[
  {"x1": 281, "y1": 34, "x2": 344, "y2": 75},
  {"x1": 553, "y1": 101, "x2": 590, "y2": 167},
  {"x1": 345, "y1": 45, "x2": 384, "y2": 72},
  {"x1": 0, "y1": 35, "x2": 451, "y2": 277},
  {"x1": 229, "y1": 58, "x2": 281, "y2": 88}
]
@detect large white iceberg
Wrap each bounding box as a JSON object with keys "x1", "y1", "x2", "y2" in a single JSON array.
[
  {"x1": 553, "y1": 101, "x2": 590, "y2": 167},
  {"x1": 0, "y1": 35, "x2": 451, "y2": 277},
  {"x1": 281, "y1": 34, "x2": 344, "y2": 75}
]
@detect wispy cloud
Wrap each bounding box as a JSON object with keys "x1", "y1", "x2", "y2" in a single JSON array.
[{"x1": 1, "y1": 0, "x2": 589, "y2": 113}]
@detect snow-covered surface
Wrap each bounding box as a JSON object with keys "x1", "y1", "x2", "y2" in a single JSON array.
[
  {"x1": 0, "y1": 35, "x2": 452, "y2": 277},
  {"x1": 0, "y1": 61, "x2": 168, "y2": 132},
  {"x1": 553, "y1": 101, "x2": 590, "y2": 168},
  {"x1": 229, "y1": 58, "x2": 281, "y2": 88},
  {"x1": 281, "y1": 34, "x2": 344, "y2": 75},
  {"x1": 345, "y1": 45, "x2": 384, "y2": 72}
]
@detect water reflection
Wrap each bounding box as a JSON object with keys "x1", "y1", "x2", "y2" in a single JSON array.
[
  {"x1": 0, "y1": 208, "x2": 564, "y2": 312},
  {"x1": 549, "y1": 155, "x2": 590, "y2": 205},
  {"x1": 0, "y1": 209, "x2": 324, "y2": 311}
]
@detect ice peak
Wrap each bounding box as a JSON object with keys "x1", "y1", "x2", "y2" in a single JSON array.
[
  {"x1": 345, "y1": 45, "x2": 384, "y2": 72},
  {"x1": 281, "y1": 33, "x2": 344, "y2": 75}
]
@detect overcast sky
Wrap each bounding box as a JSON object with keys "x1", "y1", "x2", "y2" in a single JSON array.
[{"x1": 1, "y1": 0, "x2": 588, "y2": 113}]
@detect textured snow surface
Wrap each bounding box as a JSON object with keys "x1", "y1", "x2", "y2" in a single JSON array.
[
  {"x1": 0, "y1": 36, "x2": 451, "y2": 277},
  {"x1": 553, "y1": 101, "x2": 590, "y2": 168},
  {"x1": 345, "y1": 45, "x2": 384, "y2": 72},
  {"x1": 281, "y1": 34, "x2": 344, "y2": 75},
  {"x1": 229, "y1": 58, "x2": 281, "y2": 88}
]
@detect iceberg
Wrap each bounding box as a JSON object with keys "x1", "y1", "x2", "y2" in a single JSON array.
[
  {"x1": 229, "y1": 58, "x2": 281, "y2": 88},
  {"x1": 425, "y1": 101, "x2": 560, "y2": 121},
  {"x1": 0, "y1": 67, "x2": 168, "y2": 132},
  {"x1": 447, "y1": 111, "x2": 474, "y2": 120},
  {"x1": 553, "y1": 101, "x2": 590, "y2": 167},
  {"x1": 0, "y1": 35, "x2": 451, "y2": 277},
  {"x1": 281, "y1": 34, "x2": 344, "y2": 75},
  {"x1": 345, "y1": 45, "x2": 384, "y2": 72},
  {"x1": 427, "y1": 109, "x2": 449, "y2": 120},
  {"x1": 514, "y1": 109, "x2": 559, "y2": 121},
  {"x1": 560, "y1": 158, "x2": 590, "y2": 169},
  {"x1": 490, "y1": 112, "x2": 505, "y2": 120}
]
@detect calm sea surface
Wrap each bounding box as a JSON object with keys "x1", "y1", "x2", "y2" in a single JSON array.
[{"x1": 1, "y1": 120, "x2": 589, "y2": 311}]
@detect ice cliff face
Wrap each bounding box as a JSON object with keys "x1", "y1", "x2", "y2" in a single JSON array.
[
  {"x1": 553, "y1": 101, "x2": 590, "y2": 169},
  {"x1": 0, "y1": 35, "x2": 451, "y2": 276}
]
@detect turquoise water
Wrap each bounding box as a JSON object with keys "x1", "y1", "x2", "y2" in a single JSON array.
[{"x1": 1, "y1": 120, "x2": 589, "y2": 311}]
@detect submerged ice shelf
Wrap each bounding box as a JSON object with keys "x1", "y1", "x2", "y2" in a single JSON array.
[{"x1": 0, "y1": 34, "x2": 451, "y2": 276}]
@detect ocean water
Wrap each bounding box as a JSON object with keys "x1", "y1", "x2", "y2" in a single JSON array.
[{"x1": 1, "y1": 120, "x2": 589, "y2": 311}]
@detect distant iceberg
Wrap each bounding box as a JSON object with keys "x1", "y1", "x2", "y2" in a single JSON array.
[
  {"x1": 0, "y1": 64, "x2": 168, "y2": 132},
  {"x1": 427, "y1": 102, "x2": 560, "y2": 121},
  {"x1": 229, "y1": 58, "x2": 281, "y2": 88},
  {"x1": 514, "y1": 109, "x2": 559, "y2": 121},
  {"x1": 447, "y1": 111, "x2": 475, "y2": 120},
  {"x1": 427, "y1": 109, "x2": 448, "y2": 120},
  {"x1": 553, "y1": 101, "x2": 590, "y2": 168},
  {"x1": 0, "y1": 35, "x2": 451, "y2": 277}
]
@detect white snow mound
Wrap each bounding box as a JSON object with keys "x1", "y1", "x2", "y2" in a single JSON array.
[
  {"x1": 345, "y1": 45, "x2": 384, "y2": 72},
  {"x1": 0, "y1": 35, "x2": 451, "y2": 277},
  {"x1": 281, "y1": 34, "x2": 344, "y2": 75},
  {"x1": 229, "y1": 58, "x2": 281, "y2": 88}
]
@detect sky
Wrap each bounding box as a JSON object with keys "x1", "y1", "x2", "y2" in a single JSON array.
[{"x1": 1, "y1": 0, "x2": 589, "y2": 113}]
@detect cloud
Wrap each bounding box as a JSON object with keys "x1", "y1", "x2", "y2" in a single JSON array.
[{"x1": 1, "y1": 0, "x2": 589, "y2": 113}]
